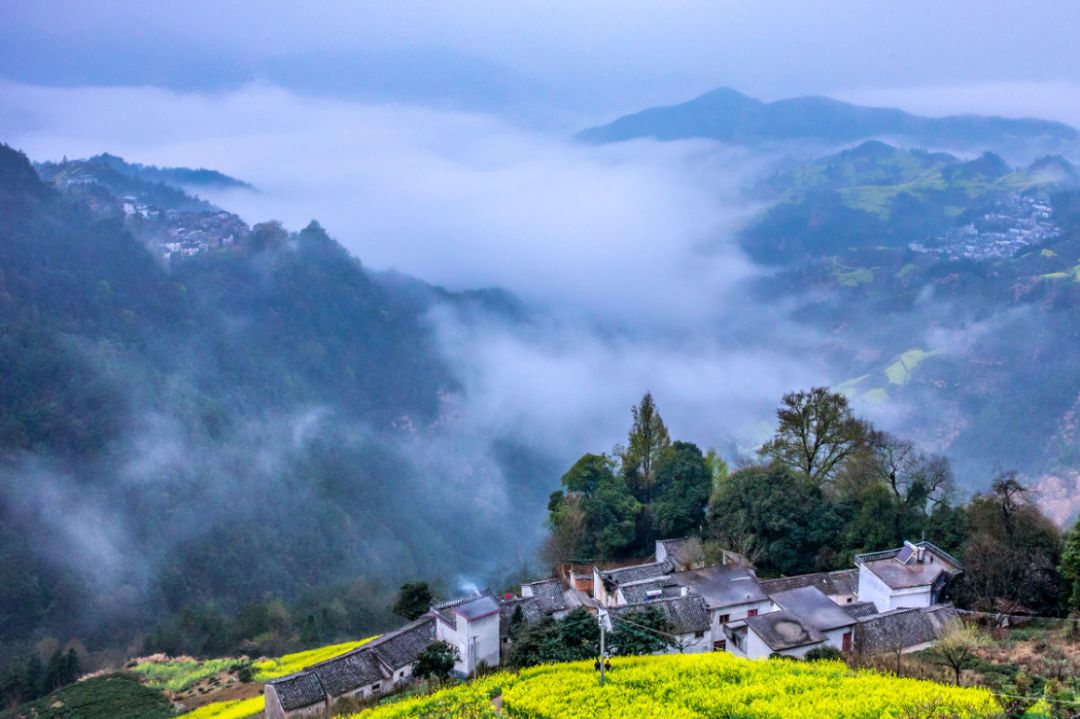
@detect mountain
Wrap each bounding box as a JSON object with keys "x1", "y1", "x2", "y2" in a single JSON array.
[
  {"x1": 576, "y1": 87, "x2": 1078, "y2": 153},
  {"x1": 0, "y1": 142, "x2": 541, "y2": 668}
]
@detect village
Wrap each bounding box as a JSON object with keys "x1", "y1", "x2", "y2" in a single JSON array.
[
  {"x1": 263, "y1": 536, "x2": 965, "y2": 719},
  {"x1": 911, "y1": 191, "x2": 1058, "y2": 262}
]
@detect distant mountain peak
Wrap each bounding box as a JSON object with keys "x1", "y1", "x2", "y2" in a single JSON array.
[{"x1": 576, "y1": 87, "x2": 1079, "y2": 154}]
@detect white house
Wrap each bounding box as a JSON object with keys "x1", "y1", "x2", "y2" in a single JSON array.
[
  {"x1": 768, "y1": 586, "x2": 857, "y2": 653},
  {"x1": 758, "y1": 569, "x2": 859, "y2": 606},
  {"x1": 855, "y1": 541, "x2": 963, "y2": 612},
  {"x1": 431, "y1": 591, "x2": 502, "y2": 677},
  {"x1": 610, "y1": 594, "x2": 712, "y2": 653},
  {"x1": 593, "y1": 560, "x2": 674, "y2": 607},
  {"x1": 672, "y1": 564, "x2": 772, "y2": 651},
  {"x1": 723, "y1": 610, "x2": 827, "y2": 659}
]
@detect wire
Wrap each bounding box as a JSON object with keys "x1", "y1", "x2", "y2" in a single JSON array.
[{"x1": 607, "y1": 612, "x2": 690, "y2": 642}]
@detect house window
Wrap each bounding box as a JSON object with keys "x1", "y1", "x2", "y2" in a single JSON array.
[
  {"x1": 717, "y1": 614, "x2": 730, "y2": 624},
  {"x1": 694, "y1": 631, "x2": 705, "y2": 639},
  {"x1": 842, "y1": 632, "x2": 852, "y2": 652},
  {"x1": 713, "y1": 640, "x2": 727, "y2": 651},
  {"x1": 747, "y1": 609, "x2": 758, "y2": 617},
  {"x1": 372, "y1": 683, "x2": 382, "y2": 694}
]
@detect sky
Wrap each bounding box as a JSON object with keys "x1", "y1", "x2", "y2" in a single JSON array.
[{"x1": 4, "y1": 1, "x2": 1080, "y2": 123}]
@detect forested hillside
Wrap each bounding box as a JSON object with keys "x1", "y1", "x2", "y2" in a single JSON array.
[{"x1": 0, "y1": 142, "x2": 529, "y2": 675}]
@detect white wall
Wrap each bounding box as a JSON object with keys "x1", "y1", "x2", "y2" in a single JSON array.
[
  {"x1": 708, "y1": 599, "x2": 773, "y2": 646},
  {"x1": 857, "y1": 568, "x2": 931, "y2": 612},
  {"x1": 439, "y1": 611, "x2": 502, "y2": 676}
]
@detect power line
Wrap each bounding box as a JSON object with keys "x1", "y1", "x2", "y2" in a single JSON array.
[{"x1": 608, "y1": 612, "x2": 686, "y2": 642}]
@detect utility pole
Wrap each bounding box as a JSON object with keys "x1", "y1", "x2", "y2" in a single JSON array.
[{"x1": 597, "y1": 608, "x2": 611, "y2": 687}]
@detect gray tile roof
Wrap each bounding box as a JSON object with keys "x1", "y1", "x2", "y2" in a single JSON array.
[
  {"x1": 843, "y1": 601, "x2": 880, "y2": 619},
  {"x1": 759, "y1": 569, "x2": 858, "y2": 598},
  {"x1": 611, "y1": 594, "x2": 710, "y2": 635},
  {"x1": 499, "y1": 596, "x2": 543, "y2": 637},
  {"x1": 367, "y1": 615, "x2": 436, "y2": 671},
  {"x1": 522, "y1": 578, "x2": 567, "y2": 614},
  {"x1": 432, "y1": 590, "x2": 500, "y2": 623},
  {"x1": 307, "y1": 649, "x2": 384, "y2": 697},
  {"x1": 619, "y1": 577, "x2": 682, "y2": 604},
  {"x1": 855, "y1": 542, "x2": 962, "y2": 590},
  {"x1": 600, "y1": 560, "x2": 673, "y2": 586},
  {"x1": 854, "y1": 606, "x2": 954, "y2": 655},
  {"x1": 672, "y1": 564, "x2": 767, "y2": 609},
  {"x1": 744, "y1": 610, "x2": 826, "y2": 652},
  {"x1": 657, "y1": 538, "x2": 705, "y2": 568},
  {"x1": 769, "y1": 586, "x2": 856, "y2": 632},
  {"x1": 267, "y1": 670, "x2": 326, "y2": 711}
]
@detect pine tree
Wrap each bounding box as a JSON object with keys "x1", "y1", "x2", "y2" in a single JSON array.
[{"x1": 1061, "y1": 520, "x2": 1080, "y2": 612}]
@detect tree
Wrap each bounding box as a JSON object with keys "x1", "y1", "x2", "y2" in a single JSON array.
[
  {"x1": 507, "y1": 607, "x2": 600, "y2": 668},
  {"x1": 413, "y1": 640, "x2": 459, "y2": 681},
  {"x1": 623, "y1": 392, "x2": 671, "y2": 503},
  {"x1": 549, "y1": 454, "x2": 640, "y2": 561},
  {"x1": 609, "y1": 606, "x2": 672, "y2": 655},
  {"x1": 759, "y1": 388, "x2": 867, "y2": 487},
  {"x1": 707, "y1": 464, "x2": 845, "y2": 575},
  {"x1": 1061, "y1": 519, "x2": 1080, "y2": 612},
  {"x1": 651, "y1": 441, "x2": 712, "y2": 539},
  {"x1": 960, "y1": 473, "x2": 1062, "y2": 613},
  {"x1": 927, "y1": 621, "x2": 984, "y2": 685},
  {"x1": 393, "y1": 581, "x2": 435, "y2": 621}
]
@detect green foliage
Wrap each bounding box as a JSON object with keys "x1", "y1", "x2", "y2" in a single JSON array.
[
  {"x1": 0, "y1": 673, "x2": 172, "y2": 719},
  {"x1": 130, "y1": 657, "x2": 238, "y2": 692},
  {"x1": 394, "y1": 582, "x2": 436, "y2": 622},
  {"x1": 622, "y1": 392, "x2": 671, "y2": 503},
  {"x1": 413, "y1": 640, "x2": 460, "y2": 681},
  {"x1": 759, "y1": 387, "x2": 867, "y2": 487},
  {"x1": 608, "y1": 605, "x2": 672, "y2": 656},
  {"x1": 804, "y1": 646, "x2": 844, "y2": 662},
  {"x1": 1060, "y1": 520, "x2": 1080, "y2": 612},
  {"x1": 651, "y1": 442, "x2": 711, "y2": 539},
  {"x1": 548, "y1": 454, "x2": 640, "y2": 561},
  {"x1": 507, "y1": 608, "x2": 600, "y2": 669},
  {"x1": 708, "y1": 464, "x2": 846, "y2": 575}
]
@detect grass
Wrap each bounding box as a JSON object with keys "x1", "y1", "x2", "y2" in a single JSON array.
[
  {"x1": 0, "y1": 674, "x2": 172, "y2": 719},
  {"x1": 130, "y1": 657, "x2": 239, "y2": 692}
]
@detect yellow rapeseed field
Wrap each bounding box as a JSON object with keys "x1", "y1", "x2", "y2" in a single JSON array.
[{"x1": 355, "y1": 653, "x2": 1001, "y2": 719}]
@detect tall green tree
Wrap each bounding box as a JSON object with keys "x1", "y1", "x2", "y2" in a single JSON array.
[
  {"x1": 623, "y1": 392, "x2": 671, "y2": 503},
  {"x1": 759, "y1": 387, "x2": 867, "y2": 487},
  {"x1": 651, "y1": 441, "x2": 712, "y2": 540},
  {"x1": 609, "y1": 606, "x2": 672, "y2": 655}
]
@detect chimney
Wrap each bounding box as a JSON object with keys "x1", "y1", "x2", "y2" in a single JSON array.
[{"x1": 916, "y1": 545, "x2": 925, "y2": 563}]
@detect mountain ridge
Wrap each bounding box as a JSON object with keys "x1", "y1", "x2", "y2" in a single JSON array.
[{"x1": 576, "y1": 86, "x2": 1079, "y2": 152}]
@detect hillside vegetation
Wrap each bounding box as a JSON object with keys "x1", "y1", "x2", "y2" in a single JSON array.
[
  {"x1": 355, "y1": 654, "x2": 1000, "y2": 719},
  {"x1": 0, "y1": 673, "x2": 172, "y2": 719}
]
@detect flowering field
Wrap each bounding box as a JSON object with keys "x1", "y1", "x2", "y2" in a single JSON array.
[
  {"x1": 356, "y1": 653, "x2": 1000, "y2": 719},
  {"x1": 253, "y1": 637, "x2": 377, "y2": 681}
]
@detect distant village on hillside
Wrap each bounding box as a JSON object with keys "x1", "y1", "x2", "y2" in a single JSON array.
[{"x1": 264, "y1": 536, "x2": 964, "y2": 719}]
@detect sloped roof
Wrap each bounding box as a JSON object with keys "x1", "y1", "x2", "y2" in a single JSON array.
[
  {"x1": 432, "y1": 590, "x2": 500, "y2": 623},
  {"x1": 307, "y1": 650, "x2": 384, "y2": 696},
  {"x1": 657, "y1": 538, "x2": 704, "y2": 567},
  {"x1": 267, "y1": 670, "x2": 326, "y2": 711},
  {"x1": 367, "y1": 615, "x2": 436, "y2": 671},
  {"x1": 499, "y1": 596, "x2": 544, "y2": 637},
  {"x1": 843, "y1": 601, "x2": 880, "y2": 620},
  {"x1": 611, "y1": 594, "x2": 710, "y2": 635},
  {"x1": 522, "y1": 578, "x2": 567, "y2": 614},
  {"x1": 619, "y1": 577, "x2": 682, "y2": 604},
  {"x1": 672, "y1": 564, "x2": 767, "y2": 609},
  {"x1": 744, "y1": 610, "x2": 825, "y2": 652},
  {"x1": 770, "y1": 586, "x2": 856, "y2": 631},
  {"x1": 600, "y1": 560, "x2": 673, "y2": 586},
  {"x1": 759, "y1": 569, "x2": 857, "y2": 598},
  {"x1": 854, "y1": 606, "x2": 952, "y2": 655}
]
